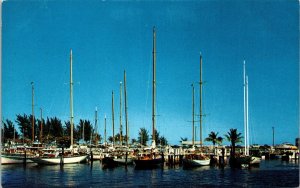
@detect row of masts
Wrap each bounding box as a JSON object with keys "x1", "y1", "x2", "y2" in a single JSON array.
[
  {"x1": 29, "y1": 26, "x2": 246, "y2": 150},
  {"x1": 28, "y1": 26, "x2": 199, "y2": 149}
]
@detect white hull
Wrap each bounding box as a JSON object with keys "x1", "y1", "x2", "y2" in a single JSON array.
[
  {"x1": 91, "y1": 154, "x2": 101, "y2": 160},
  {"x1": 31, "y1": 155, "x2": 88, "y2": 165},
  {"x1": 183, "y1": 158, "x2": 210, "y2": 166},
  {"x1": 1, "y1": 155, "x2": 33, "y2": 164},
  {"x1": 250, "y1": 156, "x2": 261, "y2": 165},
  {"x1": 113, "y1": 158, "x2": 133, "y2": 164}
]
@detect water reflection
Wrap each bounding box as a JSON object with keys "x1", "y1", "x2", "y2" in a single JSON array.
[{"x1": 1, "y1": 160, "x2": 299, "y2": 187}]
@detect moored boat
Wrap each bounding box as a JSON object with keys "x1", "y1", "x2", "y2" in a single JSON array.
[
  {"x1": 241, "y1": 62, "x2": 261, "y2": 167},
  {"x1": 133, "y1": 27, "x2": 164, "y2": 169},
  {"x1": 31, "y1": 154, "x2": 87, "y2": 165},
  {"x1": 133, "y1": 152, "x2": 163, "y2": 168},
  {"x1": 183, "y1": 153, "x2": 210, "y2": 167},
  {"x1": 30, "y1": 50, "x2": 89, "y2": 165},
  {"x1": 1, "y1": 154, "x2": 34, "y2": 164}
]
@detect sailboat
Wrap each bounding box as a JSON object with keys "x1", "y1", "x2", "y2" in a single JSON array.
[
  {"x1": 237, "y1": 61, "x2": 261, "y2": 167},
  {"x1": 31, "y1": 49, "x2": 88, "y2": 165},
  {"x1": 183, "y1": 54, "x2": 210, "y2": 167},
  {"x1": 133, "y1": 26, "x2": 163, "y2": 168},
  {"x1": 111, "y1": 70, "x2": 134, "y2": 165}
]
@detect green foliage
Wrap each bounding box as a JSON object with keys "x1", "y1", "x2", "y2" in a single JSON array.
[
  {"x1": 138, "y1": 128, "x2": 149, "y2": 146},
  {"x1": 225, "y1": 128, "x2": 243, "y2": 157},
  {"x1": 205, "y1": 131, "x2": 223, "y2": 146},
  {"x1": 3, "y1": 119, "x2": 19, "y2": 143},
  {"x1": 16, "y1": 114, "x2": 34, "y2": 140},
  {"x1": 180, "y1": 137, "x2": 188, "y2": 141},
  {"x1": 159, "y1": 136, "x2": 168, "y2": 146},
  {"x1": 13, "y1": 114, "x2": 94, "y2": 145},
  {"x1": 225, "y1": 129, "x2": 243, "y2": 145},
  {"x1": 131, "y1": 138, "x2": 137, "y2": 144},
  {"x1": 77, "y1": 119, "x2": 93, "y2": 142}
]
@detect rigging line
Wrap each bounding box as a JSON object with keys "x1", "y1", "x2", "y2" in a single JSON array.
[{"x1": 143, "y1": 52, "x2": 152, "y2": 127}]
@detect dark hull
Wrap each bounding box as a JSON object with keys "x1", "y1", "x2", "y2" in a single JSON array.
[
  {"x1": 101, "y1": 157, "x2": 118, "y2": 168},
  {"x1": 133, "y1": 158, "x2": 163, "y2": 169}
]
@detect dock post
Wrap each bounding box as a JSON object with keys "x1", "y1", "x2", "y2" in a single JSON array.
[
  {"x1": 23, "y1": 149, "x2": 27, "y2": 165},
  {"x1": 60, "y1": 147, "x2": 64, "y2": 166},
  {"x1": 125, "y1": 151, "x2": 128, "y2": 167},
  {"x1": 179, "y1": 155, "x2": 183, "y2": 165},
  {"x1": 90, "y1": 151, "x2": 93, "y2": 164},
  {"x1": 219, "y1": 148, "x2": 225, "y2": 168},
  {"x1": 173, "y1": 153, "x2": 175, "y2": 166},
  {"x1": 161, "y1": 152, "x2": 165, "y2": 163}
]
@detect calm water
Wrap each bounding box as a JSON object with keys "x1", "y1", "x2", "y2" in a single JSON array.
[{"x1": 1, "y1": 160, "x2": 299, "y2": 187}]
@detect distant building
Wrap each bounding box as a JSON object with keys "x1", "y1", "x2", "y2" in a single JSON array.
[{"x1": 181, "y1": 141, "x2": 202, "y2": 146}]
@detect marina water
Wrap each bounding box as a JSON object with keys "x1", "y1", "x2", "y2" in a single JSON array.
[{"x1": 2, "y1": 160, "x2": 299, "y2": 187}]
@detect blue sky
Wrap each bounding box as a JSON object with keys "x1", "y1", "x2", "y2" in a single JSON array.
[{"x1": 3, "y1": 1, "x2": 299, "y2": 145}]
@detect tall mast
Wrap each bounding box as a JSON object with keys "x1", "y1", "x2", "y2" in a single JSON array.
[
  {"x1": 152, "y1": 26, "x2": 156, "y2": 146},
  {"x1": 124, "y1": 70, "x2": 129, "y2": 146},
  {"x1": 246, "y1": 75, "x2": 249, "y2": 156},
  {"x1": 94, "y1": 107, "x2": 98, "y2": 146},
  {"x1": 119, "y1": 81, "x2": 123, "y2": 145},
  {"x1": 243, "y1": 61, "x2": 248, "y2": 155},
  {"x1": 40, "y1": 108, "x2": 43, "y2": 143},
  {"x1": 70, "y1": 49, "x2": 74, "y2": 147},
  {"x1": 13, "y1": 122, "x2": 15, "y2": 143},
  {"x1": 272, "y1": 127, "x2": 275, "y2": 147},
  {"x1": 112, "y1": 91, "x2": 115, "y2": 146},
  {"x1": 31, "y1": 81, "x2": 35, "y2": 143},
  {"x1": 199, "y1": 54, "x2": 203, "y2": 147},
  {"x1": 192, "y1": 84, "x2": 195, "y2": 146},
  {"x1": 104, "y1": 114, "x2": 107, "y2": 146},
  {"x1": 82, "y1": 121, "x2": 85, "y2": 142}
]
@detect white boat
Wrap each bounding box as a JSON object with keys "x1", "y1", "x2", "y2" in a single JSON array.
[
  {"x1": 31, "y1": 50, "x2": 89, "y2": 165},
  {"x1": 250, "y1": 156, "x2": 261, "y2": 165},
  {"x1": 113, "y1": 157, "x2": 133, "y2": 164},
  {"x1": 183, "y1": 158, "x2": 210, "y2": 166},
  {"x1": 31, "y1": 155, "x2": 87, "y2": 165},
  {"x1": 183, "y1": 54, "x2": 210, "y2": 167},
  {"x1": 1, "y1": 154, "x2": 33, "y2": 164},
  {"x1": 241, "y1": 62, "x2": 261, "y2": 167}
]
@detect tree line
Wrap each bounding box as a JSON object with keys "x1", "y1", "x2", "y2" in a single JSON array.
[
  {"x1": 2, "y1": 113, "x2": 169, "y2": 147},
  {"x1": 2, "y1": 114, "x2": 99, "y2": 146}
]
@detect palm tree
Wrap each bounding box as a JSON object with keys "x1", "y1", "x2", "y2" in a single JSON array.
[
  {"x1": 138, "y1": 128, "x2": 149, "y2": 146},
  {"x1": 114, "y1": 133, "x2": 121, "y2": 144},
  {"x1": 159, "y1": 136, "x2": 168, "y2": 146},
  {"x1": 131, "y1": 138, "x2": 137, "y2": 144},
  {"x1": 152, "y1": 129, "x2": 160, "y2": 145},
  {"x1": 16, "y1": 114, "x2": 32, "y2": 141},
  {"x1": 108, "y1": 136, "x2": 114, "y2": 143},
  {"x1": 82, "y1": 120, "x2": 93, "y2": 142},
  {"x1": 180, "y1": 137, "x2": 188, "y2": 144},
  {"x1": 205, "y1": 131, "x2": 223, "y2": 154},
  {"x1": 3, "y1": 119, "x2": 19, "y2": 143},
  {"x1": 225, "y1": 128, "x2": 243, "y2": 164}
]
